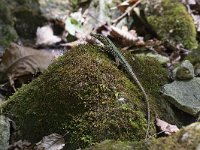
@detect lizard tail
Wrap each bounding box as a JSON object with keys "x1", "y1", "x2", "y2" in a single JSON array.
[{"x1": 131, "y1": 72, "x2": 150, "y2": 141}]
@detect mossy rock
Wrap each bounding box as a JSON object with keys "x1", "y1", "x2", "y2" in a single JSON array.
[
  {"x1": 0, "y1": 25, "x2": 18, "y2": 47},
  {"x1": 85, "y1": 123, "x2": 200, "y2": 150},
  {"x1": 125, "y1": 54, "x2": 172, "y2": 123},
  {"x1": 1, "y1": 44, "x2": 174, "y2": 149},
  {"x1": 0, "y1": 0, "x2": 42, "y2": 47},
  {"x1": 126, "y1": 53, "x2": 193, "y2": 127},
  {"x1": 127, "y1": 55, "x2": 168, "y2": 97},
  {"x1": 84, "y1": 140, "x2": 146, "y2": 150},
  {"x1": 0, "y1": 0, "x2": 13, "y2": 25},
  {"x1": 2, "y1": 44, "x2": 153, "y2": 149},
  {"x1": 13, "y1": 8, "x2": 46, "y2": 39},
  {"x1": 147, "y1": 0, "x2": 198, "y2": 49},
  {"x1": 185, "y1": 45, "x2": 200, "y2": 64},
  {"x1": 148, "y1": 122, "x2": 200, "y2": 150},
  {"x1": 0, "y1": 0, "x2": 18, "y2": 47},
  {"x1": 0, "y1": 0, "x2": 45, "y2": 39}
]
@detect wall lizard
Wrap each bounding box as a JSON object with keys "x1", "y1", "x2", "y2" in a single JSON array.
[{"x1": 91, "y1": 33, "x2": 150, "y2": 140}]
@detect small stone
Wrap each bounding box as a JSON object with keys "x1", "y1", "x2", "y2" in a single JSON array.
[
  {"x1": 173, "y1": 60, "x2": 194, "y2": 80},
  {"x1": 181, "y1": 132, "x2": 190, "y2": 142}
]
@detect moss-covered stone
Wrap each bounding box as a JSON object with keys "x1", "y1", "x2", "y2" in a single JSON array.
[
  {"x1": 148, "y1": 122, "x2": 200, "y2": 150},
  {"x1": 2, "y1": 44, "x2": 153, "y2": 149},
  {"x1": 127, "y1": 55, "x2": 168, "y2": 97},
  {"x1": 0, "y1": 0, "x2": 13, "y2": 25},
  {"x1": 125, "y1": 54, "x2": 169, "y2": 120},
  {"x1": 147, "y1": 0, "x2": 198, "y2": 49},
  {"x1": 85, "y1": 123, "x2": 200, "y2": 150},
  {"x1": 0, "y1": 0, "x2": 42, "y2": 46},
  {"x1": 185, "y1": 45, "x2": 200, "y2": 64},
  {"x1": 13, "y1": 8, "x2": 46, "y2": 38},
  {"x1": 0, "y1": 0, "x2": 45, "y2": 40},
  {"x1": 84, "y1": 140, "x2": 146, "y2": 150},
  {"x1": 126, "y1": 53, "x2": 192, "y2": 127},
  {"x1": 0, "y1": 0, "x2": 18, "y2": 47},
  {"x1": 0, "y1": 25, "x2": 18, "y2": 47}
]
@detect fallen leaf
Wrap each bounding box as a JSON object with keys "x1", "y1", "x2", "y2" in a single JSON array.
[
  {"x1": 109, "y1": 25, "x2": 144, "y2": 47},
  {"x1": 0, "y1": 43, "x2": 55, "y2": 90},
  {"x1": 8, "y1": 140, "x2": 33, "y2": 150},
  {"x1": 156, "y1": 118, "x2": 179, "y2": 135},
  {"x1": 35, "y1": 133, "x2": 65, "y2": 150}
]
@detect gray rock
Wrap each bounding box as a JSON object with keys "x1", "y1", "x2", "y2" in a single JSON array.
[
  {"x1": 0, "y1": 115, "x2": 10, "y2": 150},
  {"x1": 173, "y1": 60, "x2": 194, "y2": 80},
  {"x1": 0, "y1": 0, "x2": 72, "y2": 40},
  {"x1": 0, "y1": 0, "x2": 18, "y2": 47},
  {"x1": 161, "y1": 78, "x2": 200, "y2": 116},
  {"x1": 38, "y1": 0, "x2": 72, "y2": 20}
]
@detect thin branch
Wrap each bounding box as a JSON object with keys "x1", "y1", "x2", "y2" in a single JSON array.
[{"x1": 112, "y1": 0, "x2": 141, "y2": 24}]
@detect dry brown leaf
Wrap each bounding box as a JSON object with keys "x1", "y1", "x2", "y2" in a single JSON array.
[
  {"x1": 34, "y1": 133, "x2": 65, "y2": 150},
  {"x1": 156, "y1": 118, "x2": 179, "y2": 135},
  {"x1": 8, "y1": 140, "x2": 33, "y2": 150},
  {"x1": 110, "y1": 25, "x2": 144, "y2": 47},
  {"x1": 0, "y1": 43, "x2": 55, "y2": 90},
  {"x1": 95, "y1": 24, "x2": 144, "y2": 47}
]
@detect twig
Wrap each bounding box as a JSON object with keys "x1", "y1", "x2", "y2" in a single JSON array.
[{"x1": 112, "y1": 0, "x2": 141, "y2": 24}]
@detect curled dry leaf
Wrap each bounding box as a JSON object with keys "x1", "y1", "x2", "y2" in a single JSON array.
[
  {"x1": 0, "y1": 43, "x2": 55, "y2": 90},
  {"x1": 35, "y1": 133, "x2": 65, "y2": 150},
  {"x1": 156, "y1": 118, "x2": 179, "y2": 135},
  {"x1": 109, "y1": 25, "x2": 144, "y2": 47}
]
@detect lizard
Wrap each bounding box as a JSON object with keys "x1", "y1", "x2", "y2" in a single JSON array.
[{"x1": 90, "y1": 33, "x2": 150, "y2": 140}]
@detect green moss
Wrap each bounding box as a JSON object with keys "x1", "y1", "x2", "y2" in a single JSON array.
[
  {"x1": 148, "y1": 122, "x2": 200, "y2": 150},
  {"x1": 125, "y1": 52, "x2": 168, "y2": 99},
  {"x1": 0, "y1": 0, "x2": 13, "y2": 25},
  {"x1": 124, "y1": 52, "x2": 187, "y2": 126},
  {"x1": 147, "y1": 0, "x2": 198, "y2": 49},
  {"x1": 2, "y1": 44, "x2": 151, "y2": 149},
  {"x1": 0, "y1": 0, "x2": 18, "y2": 47},
  {"x1": 128, "y1": 56, "x2": 168, "y2": 96},
  {"x1": 0, "y1": 25, "x2": 18, "y2": 47},
  {"x1": 84, "y1": 140, "x2": 147, "y2": 150},
  {"x1": 185, "y1": 45, "x2": 200, "y2": 64}
]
